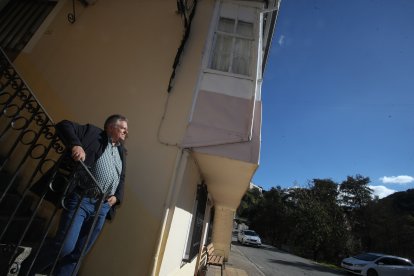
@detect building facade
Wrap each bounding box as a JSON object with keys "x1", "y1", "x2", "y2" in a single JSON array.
[{"x1": 0, "y1": 0, "x2": 279, "y2": 275}]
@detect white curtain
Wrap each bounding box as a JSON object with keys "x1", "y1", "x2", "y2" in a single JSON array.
[
  {"x1": 211, "y1": 34, "x2": 232, "y2": 72},
  {"x1": 210, "y1": 18, "x2": 253, "y2": 76},
  {"x1": 232, "y1": 21, "x2": 253, "y2": 75},
  {"x1": 232, "y1": 38, "x2": 252, "y2": 75}
]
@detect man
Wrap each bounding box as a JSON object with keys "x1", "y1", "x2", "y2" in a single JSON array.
[{"x1": 34, "y1": 114, "x2": 128, "y2": 276}]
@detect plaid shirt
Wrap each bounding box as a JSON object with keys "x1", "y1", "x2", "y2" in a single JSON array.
[{"x1": 89, "y1": 140, "x2": 122, "y2": 195}]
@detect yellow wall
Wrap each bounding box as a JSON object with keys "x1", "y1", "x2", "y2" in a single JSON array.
[
  {"x1": 13, "y1": 0, "x2": 215, "y2": 275},
  {"x1": 158, "y1": 153, "x2": 201, "y2": 275}
]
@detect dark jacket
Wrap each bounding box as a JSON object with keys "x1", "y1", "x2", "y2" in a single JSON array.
[{"x1": 31, "y1": 120, "x2": 126, "y2": 220}]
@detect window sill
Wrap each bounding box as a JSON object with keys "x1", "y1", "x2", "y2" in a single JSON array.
[{"x1": 203, "y1": 68, "x2": 255, "y2": 81}]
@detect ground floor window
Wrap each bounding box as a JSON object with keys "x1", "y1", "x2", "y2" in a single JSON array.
[{"x1": 183, "y1": 183, "x2": 208, "y2": 261}]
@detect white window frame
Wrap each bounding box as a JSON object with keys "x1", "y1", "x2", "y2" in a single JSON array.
[{"x1": 204, "y1": 1, "x2": 261, "y2": 80}]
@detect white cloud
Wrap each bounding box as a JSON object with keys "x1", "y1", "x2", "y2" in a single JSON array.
[
  {"x1": 379, "y1": 175, "x2": 414, "y2": 184},
  {"x1": 370, "y1": 185, "x2": 396, "y2": 199},
  {"x1": 278, "y1": 35, "x2": 285, "y2": 46}
]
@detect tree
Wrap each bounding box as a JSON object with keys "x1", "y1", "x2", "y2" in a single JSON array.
[
  {"x1": 236, "y1": 187, "x2": 262, "y2": 220},
  {"x1": 340, "y1": 174, "x2": 373, "y2": 209},
  {"x1": 361, "y1": 190, "x2": 414, "y2": 260},
  {"x1": 339, "y1": 175, "x2": 373, "y2": 253},
  {"x1": 250, "y1": 187, "x2": 286, "y2": 245},
  {"x1": 235, "y1": 175, "x2": 414, "y2": 265}
]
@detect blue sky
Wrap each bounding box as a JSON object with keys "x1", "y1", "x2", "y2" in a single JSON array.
[{"x1": 253, "y1": 0, "x2": 414, "y2": 198}]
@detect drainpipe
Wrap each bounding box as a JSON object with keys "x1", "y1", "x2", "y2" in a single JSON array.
[{"x1": 150, "y1": 149, "x2": 189, "y2": 276}]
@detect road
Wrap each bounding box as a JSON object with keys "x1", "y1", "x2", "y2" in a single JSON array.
[{"x1": 232, "y1": 241, "x2": 347, "y2": 276}]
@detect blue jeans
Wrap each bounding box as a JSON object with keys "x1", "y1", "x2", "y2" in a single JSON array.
[{"x1": 37, "y1": 193, "x2": 110, "y2": 276}]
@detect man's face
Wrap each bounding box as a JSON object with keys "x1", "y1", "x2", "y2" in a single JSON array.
[{"x1": 108, "y1": 120, "x2": 128, "y2": 143}]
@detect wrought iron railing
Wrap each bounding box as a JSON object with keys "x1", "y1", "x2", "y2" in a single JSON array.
[{"x1": 0, "y1": 48, "x2": 104, "y2": 276}]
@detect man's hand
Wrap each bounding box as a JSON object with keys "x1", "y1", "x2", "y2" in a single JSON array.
[
  {"x1": 72, "y1": 145, "x2": 86, "y2": 161},
  {"x1": 107, "y1": 196, "x2": 117, "y2": 206}
]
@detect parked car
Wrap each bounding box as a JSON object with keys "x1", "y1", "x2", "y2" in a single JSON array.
[
  {"x1": 237, "y1": 229, "x2": 261, "y2": 247},
  {"x1": 341, "y1": 252, "x2": 414, "y2": 276}
]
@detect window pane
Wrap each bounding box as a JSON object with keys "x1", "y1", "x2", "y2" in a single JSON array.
[
  {"x1": 236, "y1": 21, "x2": 253, "y2": 37},
  {"x1": 211, "y1": 34, "x2": 232, "y2": 72},
  {"x1": 232, "y1": 37, "x2": 251, "y2": 75},
  {"x1": 218, "y1": 17, "x2": 235, "y2": 33}
]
